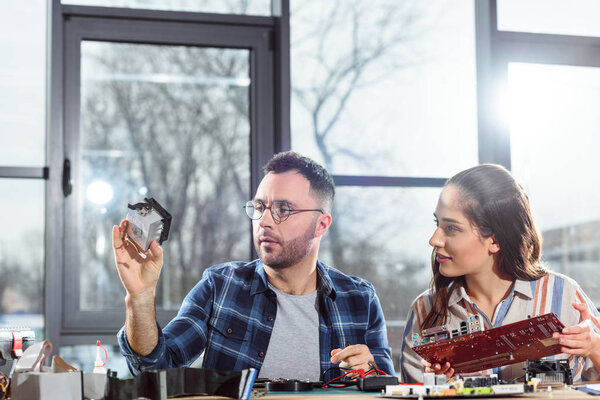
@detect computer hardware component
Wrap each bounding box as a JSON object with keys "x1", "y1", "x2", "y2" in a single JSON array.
[
  {"x1": 381, "y1": 382, "x2": 526, "y2": 398},
  {"x1": 412, "y1": 313, "x2": 564, "y2": 373},
  {"x1": 105, "y1": 367, "x2": 257, "y2": 400},
  {"x1": 418, "y1": 315, "x2": 484, "y2": 347},
  {"x1": 525, "y1": 359, "x2": 572, "y2": 386},
  {"x1": 125, "y1": 197, "x2": 172, "y2": 254},
  {"x1": 357, "y1": 375, "x2": 399, "y2": 391},
  {"x1": 264, "y1": 379, "x2": 314, "y2": 391}
]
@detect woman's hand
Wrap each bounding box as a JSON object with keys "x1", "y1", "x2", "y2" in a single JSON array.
[
  {"x1": 553, "y1": 301, "x2": 600, "y2": 359},
  {"x1": 421, "y1": 358, "x2": 455, "y2": 379}
]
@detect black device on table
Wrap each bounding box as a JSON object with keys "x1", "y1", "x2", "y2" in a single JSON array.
[
  {"x1": 253, "y1": 378, "x2": 319, "y2": 391},
  {"x1": 254, "y1": 375, "x2": 399, "y2": 392}
]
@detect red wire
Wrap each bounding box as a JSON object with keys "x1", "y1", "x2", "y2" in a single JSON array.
[
  {"x1": 370, "y1": 368, "x2": 389, "y2": 375},
  {"x1": 365, "y1": 362, "x2": 389, "y2": 376},
  {"x1": 322, "y1": 369, "x2": 365, "y2": 388},
  {"x1": 322, "y1": 365, "x2": 396, "y2": 388}
]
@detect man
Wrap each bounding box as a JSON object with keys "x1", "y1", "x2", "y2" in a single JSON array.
[{"x1": 114, "y1": 151, "x2": 394, "y2": 381}]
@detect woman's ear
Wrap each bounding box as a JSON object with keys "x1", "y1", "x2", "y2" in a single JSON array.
[{"x1": 488, "y1": 234, "x2": 500, "y2": 254}]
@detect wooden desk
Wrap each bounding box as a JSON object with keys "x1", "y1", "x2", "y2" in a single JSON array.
[{"x1": 178, "y1": 386, "x2": 597, "y2": 400}]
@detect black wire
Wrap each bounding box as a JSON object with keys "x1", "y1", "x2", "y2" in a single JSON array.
[
  {"x1": 321, "y1": 366, "x2": 353, "y2": 382},
  {"x1": 367, "y1": 362, "x2": 379, "y2": 375},
  {"x1": 321, "y1": 366, "x2": 361, "y2": 388}
]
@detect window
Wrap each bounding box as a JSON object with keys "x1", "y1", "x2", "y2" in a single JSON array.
[
  {"x1": 0, "y1": 1, "x2": 46, "y2": 166},
  {"x1": 508, "y1": 64, "x2": 600, "y2": 303},
  {"x1": 77, "y1": 42, "x2": 252, "y2": 312},
  {"x1": 0, "y1": 0, "x2": 47, "y2": 343},
  {"x1": 488, "y1": 1, "x2": 600, "y2": 303},
  {"x1": 59, "y1": 344, "x2": 129, "y2": 377},
  {"x1": 290, "y1": 0, "x2": 479, "y2": 368},
  {"x1": 290, "y1": 0, "x2": 477, "y2": 177},
  {"x1": 498, "y1": 0, "x2": 600, "y2": 37},
  {"x1": 48, "y1": 4, "x2": 286, "y2": 345},
  {"x1": 0, "y1": 180, "x2": 45, "y2": 340},
  {"x1": 318, "y1": 186, "x2": 440, "y2": 321}
]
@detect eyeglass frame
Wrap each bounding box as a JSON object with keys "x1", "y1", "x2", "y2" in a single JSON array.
[{"x1": 244, "y1": 199, "x2": 324, "y2": 224}]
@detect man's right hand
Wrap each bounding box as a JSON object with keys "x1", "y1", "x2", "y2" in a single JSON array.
[{"x1": 112, "y1": 219, "x2": 164, "y2": 297}]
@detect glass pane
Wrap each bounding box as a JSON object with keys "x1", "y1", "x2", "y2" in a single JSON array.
[
  {"x1": 61, "y1": 0, "x2": 271, "y2": 16},
  {"x1": 498, "y1": 0, "x2": 600, "y2": 37},
  {"x1": 290, "y1": 0, "x2": 478, "y2": 177},
  {"x1": 79, "y1": 42, "x2": 251, "y2": 311},
  {"x1": 319, "y1": 186, "x2": 440, "y2": 362},
  {"x1": 0, "y1": 1, "x2": 46, "y2": 166},
  {"x1": 0, "y1": 179, "x2": 45, "y2": 340},
  {"x1": 509, "y1": 62, "x2": 600, "y2": 304},
  {"x1": 59, "y1": 344, "x2": 131, "y2": 378}
]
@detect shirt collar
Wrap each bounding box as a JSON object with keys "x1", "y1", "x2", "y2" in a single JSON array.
[
  {"x1": 448, "y1": 280, "x2": 467, "y2": 307},
  {"x1": 250, "y1": 259, "x2": 337, "y2": 300},
  {"x1": 316, "y1": 260, "x2": 336, "y2": 300},
  {"x1": 447, "y1": 277, "x2": 533, "y2": 307},
  {"x1": 513, "y1": 278, "x2": 534, "y2": 300},
  {"x1": 250, "y1": 260, "x2": 270, "y2": 296}
]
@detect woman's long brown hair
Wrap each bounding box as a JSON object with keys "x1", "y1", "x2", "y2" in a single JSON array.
[{"x1": 422, "y1": 164, "x2": 547, "y2": 330}]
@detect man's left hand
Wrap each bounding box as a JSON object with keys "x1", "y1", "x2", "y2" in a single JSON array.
[{"x1": 330, "y1": 344, "x2": 376, "y2": 374}]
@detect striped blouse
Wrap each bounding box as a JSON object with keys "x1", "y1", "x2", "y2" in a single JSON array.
[{"x1": 400, "y1": 271, "x2": 600, "y2": 383}]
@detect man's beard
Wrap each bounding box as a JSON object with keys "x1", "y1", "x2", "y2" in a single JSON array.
[{"x1": 255, "y1": 218, "x2": 318, "y2": 269}]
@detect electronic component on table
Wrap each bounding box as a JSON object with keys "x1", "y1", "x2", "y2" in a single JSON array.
[
  {"x1": 265, "y1": 379, "x2": 314, "y2": 392},
  {"x1": 254, "y1": 378, "x2": 322, "y2": 391},
  {"x1": 357, "y1": 375, "x2": 398, "y2": 391},
  {"x1": 412, "y1": 313, "x2": 565, "y2": 374},
  {"x1": 382, "y1": 371, "x2": 551, "y2": 398},
  {"x1": 413, "y1": 315, "x2": 483, "y2": 347},
  {"x1": 125, "y1": 197, "x2": 172, "y2": 256},
  {"x1": 382, "y1": 381, "x2": 526, "y2": 398},
  {"x1": 525, "y1": 359, "x2": 573, "y2": 386},
  {"x1": 381, "y1": 372, "x2": 545, "y2": 398},
  {"x1": 106, "y1": 367, "x2": 257, "y2": 400}
]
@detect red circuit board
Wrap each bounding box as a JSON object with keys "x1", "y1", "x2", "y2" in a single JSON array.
[{"x1": 412, "y1": 313, "x2": 565, "y2": 373}]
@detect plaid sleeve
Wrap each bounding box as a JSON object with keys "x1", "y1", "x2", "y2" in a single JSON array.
[
  {"x1": 117, "y1": 268, "x2": 216, "y2": 375},
  {"x1": 117, "y1": 321, "x2": 169, "y2": 375}
]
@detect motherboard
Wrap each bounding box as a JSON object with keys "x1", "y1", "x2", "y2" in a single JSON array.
[{"x1": 412, "y1": 313, "x2": 565, "y2": 373}]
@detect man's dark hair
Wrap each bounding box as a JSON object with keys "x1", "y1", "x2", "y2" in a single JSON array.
[{"x1": 263, "y1": 151, "x2": 335, "y2": 212}]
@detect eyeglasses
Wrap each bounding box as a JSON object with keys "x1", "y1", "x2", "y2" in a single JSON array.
[{"x1": 244, "y1": 199, "x2": 323, "y2": 223}]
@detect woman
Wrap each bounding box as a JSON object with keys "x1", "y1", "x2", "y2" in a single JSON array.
[{"x1": 400, "y1": 164, "x2": 600, "y2": 383}]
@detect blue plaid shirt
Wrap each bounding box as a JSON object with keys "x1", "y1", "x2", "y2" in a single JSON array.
[{"x1": 118, "y1": 259, "x2": 394, "y2": 380}]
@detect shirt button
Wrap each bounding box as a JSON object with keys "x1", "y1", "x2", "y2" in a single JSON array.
[
  {"x1": 227, "y1": 328, "x2": 233, "y2": 334},
  {"x1": 345, "y1": 342, "x2": 351, "y2": 347},
  {"x1": 267, "y1": 316, "x2": 273, "y2": 322},
  {"x1": 258, "y1": 352, "x2": 265, "y2": 358}
]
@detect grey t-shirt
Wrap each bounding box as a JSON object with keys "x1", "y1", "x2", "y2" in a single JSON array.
[{"x1": 257, "y1": 284, "x2": 321, "y2": 381}]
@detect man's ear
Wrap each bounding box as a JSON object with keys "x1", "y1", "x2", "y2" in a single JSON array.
[
  {"x1": 488, "y1": 234, "x2": 500, "y2": 254},
  {"x1": 314, "y1": 213, "x2": 332, "y2": 238}
]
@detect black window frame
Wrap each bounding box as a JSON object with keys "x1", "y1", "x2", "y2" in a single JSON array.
[{"x1": 46, "y1": 0, "x2": 290, "y2": 347}]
